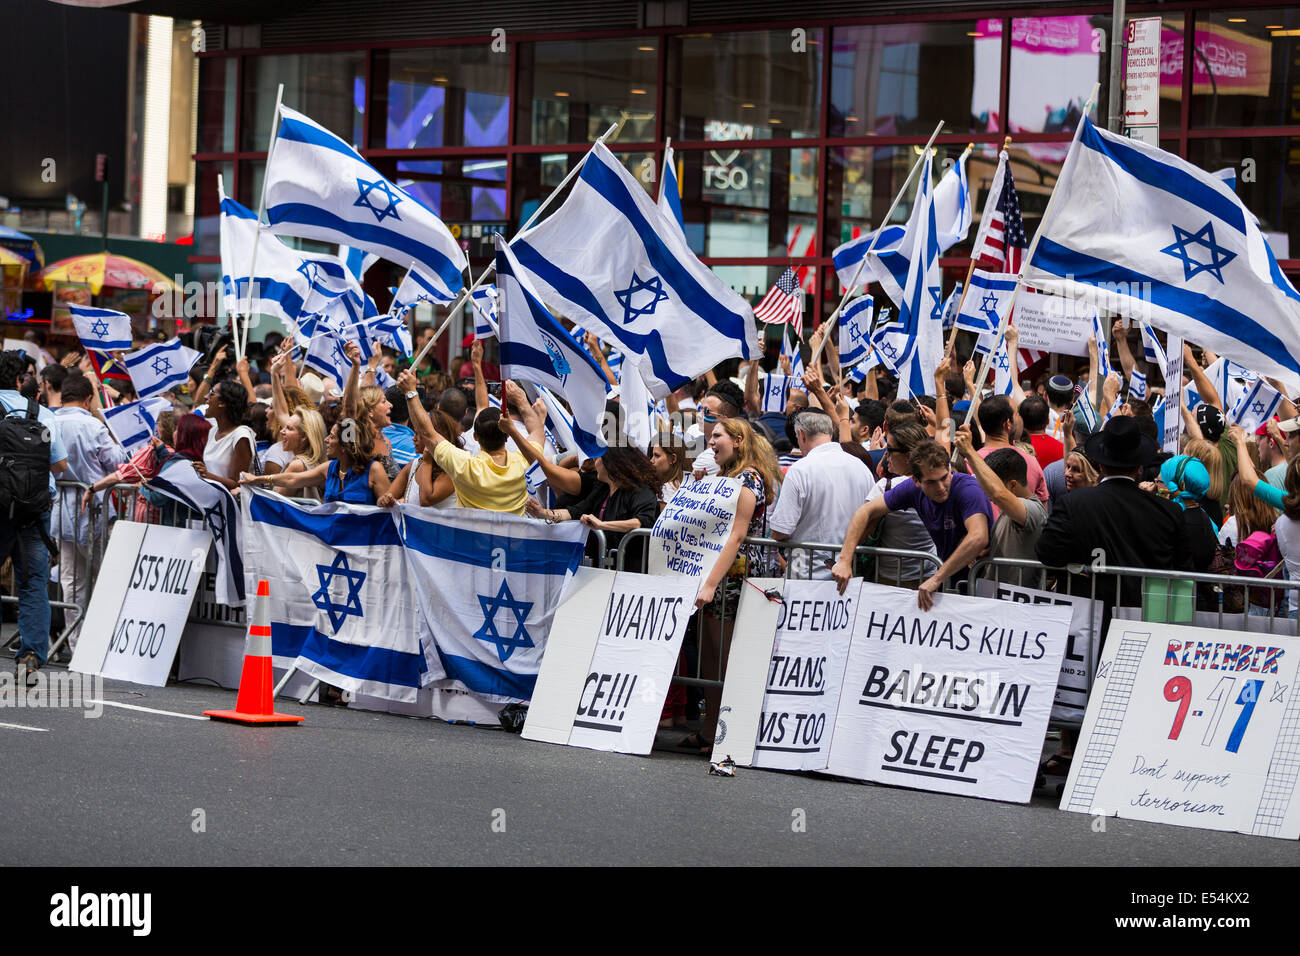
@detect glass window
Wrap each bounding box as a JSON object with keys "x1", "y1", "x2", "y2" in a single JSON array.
[
  {"x1": 237, "y1": 160, "x2": 263, "y2": 209},
  {"x1": 371, "y1": 47, "x2": 510, "y2": 150},
  {"x1": 193, "y1": 161, "x2": 233, "y2": 259},
  {"x1": 511, "y1": 152, "x2": 577, "y2": 230},
  {"x1": 672, "y1": 30, "x2": 822, "y2": 141},
  {"x1": 832, "y1": 22, "x2": 999, "y2": 137},
  {"x1": 517, "y1": 39, "x2": 657, "y2": 145},
  {"x1": 1007, "y1": 15, "x2": 1112, "y2": 136},
  {"x1": 242, "y1": 52, "x2": 366, "y2": 151},
  {"x1": 1187, "y1": 137, "x2": 1300, "y2": 257},
  {"x1": 197, "y1": 56, "x2": 237, "y2": 153},
  {"x1": 672, "y1": 147, "x2": 818, "y2": 259},
  {"x1": 1190, "y1": 11, "x2": 1300, "y2": 128},
  {"x1": 377, "y1": 157, "x2": 507, "y2": 262}
]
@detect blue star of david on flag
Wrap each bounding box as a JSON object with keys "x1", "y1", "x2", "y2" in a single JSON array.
[
  {"x1": 354, "y1": 177, "x2": 404, "y2": 223},
  {"x1": 1160, "y1": 221, "x2": 1237, "y2": 283},
  {"x1": 1252, "y1": 400, "x2": 1266, "y2": 416},
  {"x1": 297, "y1": 260, "x2": 323, "y2": 286},
  {"x1": 90, "y1": 318, "x2": 110, "y2": 339},
  {"x1": 150, "y1": 355, "x2": 171, "y2": 377},
  {"x1": 311, "y1": 551, "x2": 367, "y2": 632},
  {"x1": 613, "y1": 272, "x2": 669, "y2": 324},
  {"x1": 880, "y1": 341, "x2": 899, "y2": 360},
  {"x1": 996, "y1": 349, "x2": 1011, "y2": 372},
  {"x1": 202, "y1": 502, "x2": 226, "y2": 543},
  {"x1": 928, "y1": 286, "x2": 944, "y2": 320},
  {"x1": 473, "y1": 580, "x2": 534, "y2": 663},
  {"x1": 979, "y1": 292, "x2": 1001, "y2": 324}
]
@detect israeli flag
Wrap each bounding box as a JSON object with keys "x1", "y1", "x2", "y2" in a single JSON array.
[
  {"x1": 399, "y1": 507, "x2": 587, "y2": 702},
  {"x1": 510, "y1": 142, "x2": 759, "y2": 398},
  {"x1": 871, "y1": 150, "x2": 942, "y2": 398},
  {"x1": 781, "y1": 327, "x2": 805, "y2": 389},
  {"x1": 618, "y1": 356, "x2": 655, "y2": 451},
  {"x1": 1204, "y1": 356, "x2": 1252, "y2": 410},
  {"x1": 1215, "y1": 167, "x2": 1238, "y2": 193},
  {"x1": 833, "y1": 152, "x2": 972, "y2": 292},
  {"x1": 974, "y1": 330, "x2": 1014, "y2": 397},
  {"x1": 341, "y1": 244, "x2": 380, "y2": 282},
  {"x1": 1184, "y1": 381, "x2": 1202, "y2": 412},
  {"x1": 1022, "y1": 116, "x2": 1300, "y2": 395},
  {"x1": 265, "y1": 105, "x2": 468, "y2": 301},
  {"x1": 940, "y1": 282, "x2": 963, "y2": 331},
  {"x1": 1151, "y1": 393, "x2": 1167, "y2": 421},
  {"x1": 762, "y1": 371, "x2": 791, "y2": 414},
  {"x1": 124, "y1": 338, "x2": 201, "y2": 399},
  {"x1": 1093, "y1": 313, "x2": 1112, "y2": 379},
  {"x1": 147, "y1": 460, "x2": 245, "y2": 607},
  {"x1": 534, "y1": 384, "x2": 582, "y2": 460},
  {"x1": 838, "y1": 294, "x2": 874, "y2": 367},
  {"x1": 220, "y1": 188, "x2": 371, "y2": 329},
  {"x1": 304, "y1": 331, "x2": 353, "y2": 386},
  {"x1": 242, "y1": 488, "x2": 421, "y2": 701},
  {"x1": 956, "y1": 270, "x2": 1017, "y2": 335},
  {"x1": 495, "y1": 235, "x2": 609, "y2": 460},
  {"x1": 471, "y1": 284, "x2": 499, "y2": 340},
  {"x1": 104, "y1": 399, "x2": 166, "y2": 453},
  {"x1": 70, "y1": 304, "x2": 132, "y2": 352},
  {"x1": 1129, "y1": 369, "x2": 1149, "y2": 402},
  {"x1": 1073, "y1": 391, "x2": 1100, "y2": 434},
  {"x1": 1140, "y1": 322, "x2": 1168, "y2": 369},
  {"x1": 350, "y1": 313, "x2": 412, "y2": 361},
  {"x1": 1230, "y1": 378, "x2": 1284, "y2": 432},
  {"x1": 658, "y1": 144, "x2": 686, "y2": 241},
  {"x1": 390, "y1": 264, "x2": 457, "y2": 317}
]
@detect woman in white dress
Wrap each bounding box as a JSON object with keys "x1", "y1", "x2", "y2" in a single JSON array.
[{"x1": 194, "y1": 380, "x2": 255, "y2": 490}]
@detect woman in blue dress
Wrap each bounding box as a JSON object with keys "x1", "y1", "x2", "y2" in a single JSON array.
[{"x1": 243, "y1": 415, "x2": 390, "y2": 505}]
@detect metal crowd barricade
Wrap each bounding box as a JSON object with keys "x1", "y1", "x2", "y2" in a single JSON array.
[{"x1": 612, "y1": 529, "x2": 943, "y2": 689}]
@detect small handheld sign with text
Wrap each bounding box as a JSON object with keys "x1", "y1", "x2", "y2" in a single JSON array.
[{"x1": 649, "y1": 476, "x2": 740, "y2": 578}]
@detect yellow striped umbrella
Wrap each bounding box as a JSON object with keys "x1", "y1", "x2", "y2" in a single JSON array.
[{"x1": 38, "y1": 252, "x2": 176, "y2": 296}]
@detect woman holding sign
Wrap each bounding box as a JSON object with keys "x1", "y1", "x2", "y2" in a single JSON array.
[{"x1": 679, "y1": 418, "x2": 780, "y2": 754}]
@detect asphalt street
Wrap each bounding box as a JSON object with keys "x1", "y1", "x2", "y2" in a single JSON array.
[{"x1": 0, "y1": 667, "x2": 1296, "y2": 867}]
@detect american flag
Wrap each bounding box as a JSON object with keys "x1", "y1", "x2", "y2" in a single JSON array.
[
  {"x1": 753, "y1": 267, "x2": 804, "y2": 338},
  {"x1": 971, "y1": 154, "x2": 1044, "y2": 371}
]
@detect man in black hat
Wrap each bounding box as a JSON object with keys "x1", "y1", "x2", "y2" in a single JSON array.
[{"x1": 1035, "y1": 415, "x2": 1190, "y2": 609}]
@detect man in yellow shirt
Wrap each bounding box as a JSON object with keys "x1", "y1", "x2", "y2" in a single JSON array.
[{"x1": 397, "y1": 371, "x2": 545, "y2": 514}]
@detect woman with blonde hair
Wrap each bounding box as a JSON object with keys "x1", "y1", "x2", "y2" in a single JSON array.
[
  {"x1": 1220, "y1": 472, "x2": 1280, "y2": 548},
  {"x1": 678, "y1": 417, "x2": 781, "y2": 754},
  {"x1": 1184, "y1": 437, "x2": 1225, "y2": 523}
]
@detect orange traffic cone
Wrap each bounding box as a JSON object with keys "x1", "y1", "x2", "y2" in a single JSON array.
[{"x1": 204, "y1": 579, "x2": 305, "y2": 726}]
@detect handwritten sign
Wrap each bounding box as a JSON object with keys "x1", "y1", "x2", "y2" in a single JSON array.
[
  {"x1": 649, "y1": 475, "x2": 740, "y2": 579},
  {"x1": 1012, "y1": 290, "x2": 1091, "y2": 357},
  {"x1": 824, "y1": 583, "x2": 1071, "y2": 803},
  {"x1": 1061, "y1": 620, "x2": 1300, "y2": 838}
]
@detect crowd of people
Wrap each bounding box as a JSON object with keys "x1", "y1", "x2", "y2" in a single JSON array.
[{"x1": 3, "y1": 314, "x2": 1298, "y2": 775}]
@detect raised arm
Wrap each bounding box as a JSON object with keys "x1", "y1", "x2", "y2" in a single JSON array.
[
  {"x1": 341, "y1": 340, "x2": 362, "y2": 419},
  {"x1": 1005, "y1": 325, "x2": 1026, "y2": 406},
  {"x1": 471, "y1": 339, "x2": 490, "y2": 414},
  {"x1": 955, "y1": 424, "x2": 1026, "y2": 525},
  {"x1": 396, "y1": 369, "x2": 446, "y2": 450},
  {"x1": 1182, "y1": 343, "x2": 1222, "y2": 411},
  {"x1": 743, "y1": 358, "x2": 762, "y2": 417},
  {"x1": 1112, "y1": 319, "x2": 1138, "y2": 381},
  {"x1": 585, "y1": 332, "x2": 618, "y2": 389}
]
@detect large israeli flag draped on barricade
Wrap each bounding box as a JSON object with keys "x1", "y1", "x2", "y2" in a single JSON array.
[
  {"x1": 241, "y1": 488, "x2": 421, "y2": 701},
  {"x1": 495, "y1": 236, "x2": 609, "y2": 460},
  {"x1": 264, "y1": 105, "x2": 468, "y2": 302},
  {"x1": 124, "y1": 338, "x2": 201, "y2": 398},
  {"x1": 70, "y1": 304, "x2": 133, "y2": 352},
  {"x1": 510, "y1": 142, "x2": 759, "y2": 398},
  {"x1": 838, "y1": 294, "x2": 874, "y2": 367},
  {"x1": 956, "y1": 270, "x2": 1016, "y2": 335},
  {"x1": 870, "y1": 150, "x2": 942, "y2": 398},
  {"x1": 835, "y1": 152, "x2": 971, "y2": 294},
  {"x1": 146, "y1": 460, "x2": 245, "y2": 607},
  {"x1": 1021, "y1": 117, "x2": 1300, "y2": 395},
  {"x1": 399, "y1": 507, "x2": 587, "y2": 703}
]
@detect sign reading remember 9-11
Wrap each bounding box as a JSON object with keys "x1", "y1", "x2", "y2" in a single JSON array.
[{"x1": 1061, "y1": 621, "x2": 1300, "y2": 839}]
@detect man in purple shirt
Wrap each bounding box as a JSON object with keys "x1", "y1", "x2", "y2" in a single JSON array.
[{"x1": 832, "y1": 439, "x2": 992, "y2": 610}]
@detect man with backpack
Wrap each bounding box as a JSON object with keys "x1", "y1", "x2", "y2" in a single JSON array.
[{"x1": 0, "y1": 350, "x2": 68, "y2": 684}]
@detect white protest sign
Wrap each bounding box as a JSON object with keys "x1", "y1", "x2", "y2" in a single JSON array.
[
  {"x1": 648, "y1": 475, "x2": 740, "y2": 578},
  {"x1": 1124, "y1": 17, "x2": 1162, "y2": 145},
  {"x1": 72, "y1": 524, "x2": 210, "y2": 686},
  {"x1": 825, "y1": 583, "x2": 1071, "y2": 803},
  {"x1": 1061, "y1": 621, "x2": 1300, "y2": 839},
  {"x1": 750, "y1": 579, "x2": 856, "y2": 771},
  {"x1": 710, "y1": 577, "x2": 785, "y2": 767},
  {"x1": 975, "y1": 579, "x2": 1101, "y2": 723},
  {"x1": 1163, "y1": 333, "x2": 1184, "y2": 453},
  {"x1": 523, "y1": 570, "x2": 698, "y2": 755},
  {"x1": 1012, "y1": 289, "x2": 1091, "y2": 357}
]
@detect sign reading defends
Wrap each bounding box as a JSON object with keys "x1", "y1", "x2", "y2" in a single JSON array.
[
  {"x1": 751, "y1": 580, "x2": 853, "y2": 771},
  {"x1": 1061, "y1": 621, "x2": 1300, "y2": 839},
  {"x1": 649, "y1": 476, "x2": 740, "y2": 578},
  {"x1": 825, "y1": 583, "x2": 1071, "y2": 803},
  {"x1": 73, "y1": 524, "x2": 210, "y2": 687}
]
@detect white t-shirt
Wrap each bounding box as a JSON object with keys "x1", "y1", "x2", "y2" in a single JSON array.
[
  {"x1": 769, "y1": 441, "x2": 876, "y2": 579},
  {"x1": 1274, "y1": 515, "x2": 1300, "y2": 615},
  {"x1": 204, "y1": 425, "x2": 256, "y2": 480},
  {"x1": 261, "y1": 440, "x2": 295, "y2": 472}
]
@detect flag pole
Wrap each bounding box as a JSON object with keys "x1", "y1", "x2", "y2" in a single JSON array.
[
  {"x1": 809, "y1": 120, "x2": 944, "y2": 369},
  {"x1": 943, "y1": 139, "x2": 1004, "y2": 361},
  {"x1": 955, "y1": 87, "x2": 1098, "y2": 461},
  {"x1": 408, "y1": 120, "x2": 624, "y2": 370},
  {"x1": 238, "y1": 82, "x2": 285, "y2": 364}
]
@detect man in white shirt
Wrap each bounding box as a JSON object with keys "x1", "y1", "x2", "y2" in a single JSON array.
[
  {"x1": 769, "y1": 409, "x2": 876, "y2": 580},
  {"x1": 51, "y1": 374, "x2": 127, "y2": 651}
]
